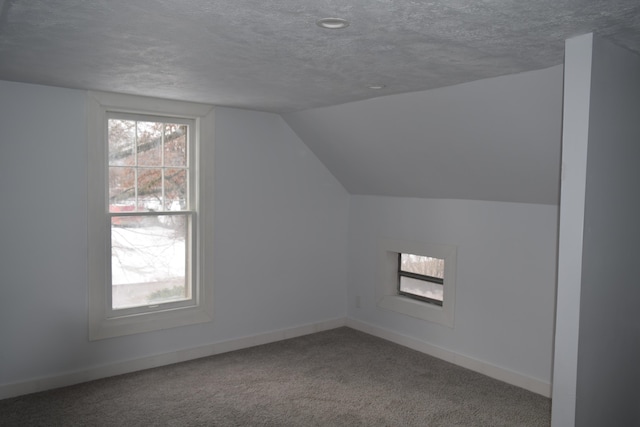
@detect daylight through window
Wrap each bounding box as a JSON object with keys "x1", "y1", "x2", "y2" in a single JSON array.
[
  {"x1": 398, "y1": 253, "x2": 444, "y2": 306},
  {"x1": 88, "y1": 92, "x2": 214, "y2": 340},
  {"x1": 107, "y1": 113, "x2": 195, "y2": 314}
]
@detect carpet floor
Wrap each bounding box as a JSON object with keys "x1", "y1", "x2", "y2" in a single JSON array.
[{"x1": 0, "y1": 327, "x2": 551, "y2": 426}]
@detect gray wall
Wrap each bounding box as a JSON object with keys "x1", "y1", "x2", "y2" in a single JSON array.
[
  {"x1": 551, "y1": 34, "x2": 593, "y2": 427},
  {"x1": 347, "y1": 196, "x2": 558, "y2": 385},
  {"x1": 575, "y1": 35, "x2": 640, "y2": 426},
  {"x1": 552, "y1": 33, "x2": 640, "y2": 426},
  {"x1": 0, "y1": 80, "x2": 349, "y2": 387}
]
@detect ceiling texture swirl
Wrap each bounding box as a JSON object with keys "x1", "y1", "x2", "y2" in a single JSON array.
[
  {"x1": 1, "y1": 0, "x2": 638, "y2": 204},
  {"x1": 0, "y1": 0, "x2": 639, "y2": 113}
]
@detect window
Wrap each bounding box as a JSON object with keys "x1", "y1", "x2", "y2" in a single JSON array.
[
  {"x1": 108, "y1": 114, "x2": 195, "y2": 313},
  {"x1": 398, "y1": 253, "x2": 444, "y2": 306},
  {"x1": 88, "y1": 92, "x2": 214, "y2": 340},
  {"x1": 377, "y1": 239, "x2": 456, "y2": 327}
]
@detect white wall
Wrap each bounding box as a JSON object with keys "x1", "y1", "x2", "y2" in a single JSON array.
[
  {"x1": 347, "y1": 196, "x2": 558, "y2": 390},
  {"x1": 212, "y1": 107, "x2": 349, "y2": 337},
  {"x1": 555, "y1": 34, "x2": 640, "y2": 427},
  {"x1": 0, "y1": 75, "x2": 561, "y2": 400},
  {"x1": 0, "y1": 81, "x2": 349, "y2": 390},
  {"x1": 284, "y1": 65, "x2": 563, "y2": 205}
]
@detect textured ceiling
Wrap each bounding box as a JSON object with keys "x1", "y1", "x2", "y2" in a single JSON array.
[{"x1": 0, "y1": 0, "x2": 639, "y2": 113}]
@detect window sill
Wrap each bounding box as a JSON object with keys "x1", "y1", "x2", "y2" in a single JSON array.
[{"x1": 89, "y1": 303, "x2": 213, "y2": 340}]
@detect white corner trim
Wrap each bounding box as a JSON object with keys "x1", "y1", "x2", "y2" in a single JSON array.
[
  {"x1": 0, "y1": 317, "x2": 346, "y2": 400},
  {"x1": 346, "y1": 317, "x2": 552, "y2": 398}
]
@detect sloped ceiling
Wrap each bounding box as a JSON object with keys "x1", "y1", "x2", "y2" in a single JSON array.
[
  {"x1": 1, "y1": 1, "x2": 628, "y2": 203},
  {"x1": 283, "y1": 66, "x2": 564, "y2": 205},
  {"x1": 0, "y1": 0, "x2": 639, "y2": 113}
]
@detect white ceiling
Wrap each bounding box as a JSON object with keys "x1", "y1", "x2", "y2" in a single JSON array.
[{"x1": 0, "y1": 0, "x2": 639, "y2": 113}]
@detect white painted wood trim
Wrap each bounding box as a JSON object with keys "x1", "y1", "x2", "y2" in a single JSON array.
[
  {"x1": 0, "y1": 318, "x2": 346, "y2": 400},
  {"x1": 86, "y1": 91, "x2": 216, "y2": 340},
  {"x1": 346, "y1": 318, "x2": 552, "y2": 398},
  {"x1": 1, "y1": 317, "x2": 550, "y2": 400}
]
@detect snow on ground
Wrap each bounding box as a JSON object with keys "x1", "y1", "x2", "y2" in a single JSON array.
[{"x1": 111, "y1": 222, "x2": 187, "y2": 308}]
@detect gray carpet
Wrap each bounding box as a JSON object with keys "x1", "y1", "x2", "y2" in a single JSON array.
[{"x1": 0, "y1": 327, "x2": 551, "y2": 426}]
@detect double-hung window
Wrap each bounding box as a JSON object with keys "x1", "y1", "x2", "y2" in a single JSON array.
[
  {"x1": 88, "y1": 92, "x2": 214, "y2": 340},
  {"x1": 108, "y1": 113, "x2": 195, "y2": 313}
]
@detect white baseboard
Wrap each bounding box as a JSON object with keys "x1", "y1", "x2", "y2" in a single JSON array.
[
  {"x1": 0, "y1": 317, "x2": 347, "y2": 400},
  {"x1": 1, "y1": 317, "x2": 551, "y2": 400},
  {"x1": 346, "y1": 317, "x2": 552, "y2": 398}
]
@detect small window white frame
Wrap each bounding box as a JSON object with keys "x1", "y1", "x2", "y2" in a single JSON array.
[
  {"x1": 377, "y1": 238, "x2": 457, "y2": 328},
  {"x1": 87, "y1": 91, "x2": 215, "y2": 340}
]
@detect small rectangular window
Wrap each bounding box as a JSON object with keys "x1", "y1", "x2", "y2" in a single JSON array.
[{"x1": 398, "y1": 253, "x2": 444, "y2": 306}]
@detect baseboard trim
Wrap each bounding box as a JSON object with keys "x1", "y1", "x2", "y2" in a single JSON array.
[
  {"x1": 1, "y1": 317, "x2": 551, "y2": 400},
  {"x1": 0, "y1": 317, "x2": 347, "y2": 400},
  {"x1": 346, "y1": 317, "x2": 552, "y2": 398}
]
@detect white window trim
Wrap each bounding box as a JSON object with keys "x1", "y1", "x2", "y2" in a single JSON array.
[
  {"x1": 377, "y1": 238, "x2": 456, "y2": 328},
  {"x1": 87, "y1": 91, "x2": 214, "y2": 340}
]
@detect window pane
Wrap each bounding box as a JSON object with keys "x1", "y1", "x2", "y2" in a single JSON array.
[
  {"x1": 165, "y1": 168, "x2": 187, "y2": 210},
  {"x1": 108, "y1": 119, "x2": 136, "y2": 166},
  {"x1": 137, "y1": 168, "x2": 162, "y2": 211},
  {"x1": 109, "y1": 167, "x2": 136, "y2": 211},
  {"x1": 136, "y1": 121, "x2": 163, "y2": 166},
  {"x1": 111, "y1": 215, "x2": 188, "y2": 310},
  {"x1": 400, "y1": 253, "x2": 444, "y2": 279},
  {"x1": 400, "y1": 276, "x2": 443, "y2": 302},
  {"x1": 164, "y1": 124, "x2": 187, "y2": 167}
]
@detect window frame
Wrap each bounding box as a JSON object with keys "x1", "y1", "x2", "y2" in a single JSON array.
[
  {"x1": 88, "y1": 91, "x2": 214, "y2": 340},
  {"x1": 377, "y1": 239, "x2": 456, "y2": 328}
]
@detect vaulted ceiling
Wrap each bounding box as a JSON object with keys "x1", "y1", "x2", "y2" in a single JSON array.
[
  {"x1": 1, "y1": 1, "x2": 636, "y2": 204},
  {"x1": 284, "y1": 65, "x2": 564, "y2": 205},
  {"x1": 0, "y1": 0, "x2": 639, "y2": 113}
]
